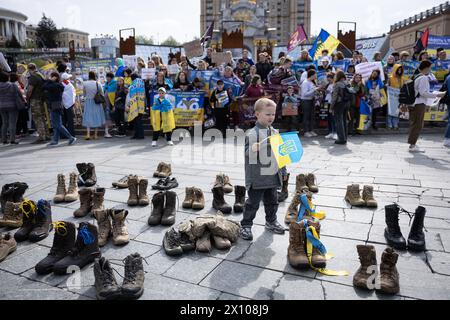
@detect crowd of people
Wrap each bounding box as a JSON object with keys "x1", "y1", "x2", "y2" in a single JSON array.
[{"x1": 0, "y1": 46, "x2": 449, "y2": 151}]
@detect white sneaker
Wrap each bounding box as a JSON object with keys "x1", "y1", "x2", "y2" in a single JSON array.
[
  {"x1": 310, "y1": 131, "x2": 318, "y2": 137},
  {"x1": 152, "y1": 141, "x2": 157, "y2": 148},
  {"x1": 104, "y1": 133, "x2": 113, "y2": 139},
  {"x1": 444, "y1": 139, "x2": 450, "y2": 148},
  {"x1": 325, "y1": 133, "x2": 334, "y2": 139},
  {"x1": 304, "y1": 132, "x2": 313, "y2": 138},
  {"x1": 332, "y1": 134, "x2": 338, "y2": 140},
  {"x1": 409, "y1": 145, "x2": 425, "y2": 153},
  {"x1": 167, "y1": 141, "x2": 174, "y2": 146}
]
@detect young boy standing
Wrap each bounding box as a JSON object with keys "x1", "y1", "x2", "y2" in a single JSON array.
[{"x1": 240, "y1": 98, "x2": 286, "y2": 241}]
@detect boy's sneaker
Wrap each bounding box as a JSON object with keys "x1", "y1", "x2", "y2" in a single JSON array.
[
  {"x1": 265, "y1": 220, "x2": 286, "y2": 234},
  {"x1": 167, "y1": 141, "x2": 174, "y2": 146},
  {"x1": 240, "y1": 227, "x2": 253, "y2": 241},
  {"x1": 68, "y1": 137, "x2": 77, "y2": 146},
  {"x1": 409, "y1": 145, "x2": 425, "y2": 153},
  {"x1": 152, "y1": 141, "x2": 157, "y2": 148},
  {"x1": 304, "y1": 132, "x2": 313, "y2": 138},
  {"x1": 332, "y1": 134, "x2": 338, "y2": 140},
  {"x1": 325, "y1": 133, "x2": 334, "y2": 139}
]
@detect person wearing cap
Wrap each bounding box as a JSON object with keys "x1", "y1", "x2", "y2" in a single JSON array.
[
  {"x1": 399, "y1": 51, "x2": 411, "y2": 63},
  {"x1": 61, "y1": 72, "x2": 76, "y2": 137},
  {"x1": 151, "y1": 87, "x2": 175, "y2": 147}
]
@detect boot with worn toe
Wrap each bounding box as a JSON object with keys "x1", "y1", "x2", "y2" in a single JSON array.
[
  {"x1": 408, "y1": 206, "x2": 426, "y2": 252},
  {"x1": 161, "y1": 191, "x2": 177, "y2": 226},
  {"x1": 14, "y1": 200, "x2": 37, "y2": 242},
  {"x1": 74, "y1": 188, "x2": 93, "y2": 218},
  {"x1": 278, "y1": 174, "x2": 290, "y2": 203},
  {"x1": 84, "y1": 163, "x2": 97, "y2": 187},
  {"x1": 121, "y1": 253, "x2": 145, "y2": 300},
  {"x1": 192, "y1": 188, "x2": 205, "y2": 210},
  {"x1": 53, "y1": 174, "x2": 66, "y2": 203},
  {"x1": 288, "y1": 221, "x2": 309, "y2": 269},
  {"x1": 353, "y1": 245, "x2": 377, "y2": 290},
  {"x1": 110, "y1": 209, "x2": 129, "y2": 246},
  {"x1": 377, "y1": 248, "x2": 400, "y2": 295},
  {"x1": 94, "y1": 210, "x2": 111, "y2": 247},
  {"x1": 148, "y1": 192, "x2": 165, "y2": 226},
  {"x1": 212, "y1": 187, "x2": 232, "y2": 214},
  {"x1": 35, "y1": 221, "x2": 76, "y2": 275},
  {"x1": 163, "y1": 228, "x2": 183, "y2": 256},
  {"x1": 306, "y1": 174, "x2": 319, "y2": 193},
  {"x1": 29, "y1": 200, "x2": 52, "y2": 243},
  {"x1": 362, "y1": 185, "x2": 378, "y2": 208},
  {"x1": 0, "y1": 201, "x2": 23, "y2": 229},
  {"x1": 182, "y1": 187, "x2": 194, "y2": 209},
  {"x1": 196, "y1": 231, "x2": 212, "y2": 252},
  {"x1": 127, "y1": 176, "x2": 139, "y2": 206},
  {"x1": 345, "y1": 184, "x2": 365, "y2": 207},
  {"x1": 285, "y1": 193, "x2": 301, "y2": 225},
  {"x1": 65, "y1": 173, "x2": 79, "y2": 202},
  {"x1": 138, "y1": 179, "x2": 150, "y2": 206},
  {"x1": 159, "y1": 163, "x2": 172, "y2": 178},
  {"x1": 91, "y1": 188, "x2": 105, "y2": 214},
  {"x1": 94, "y1": 257, "x2": 121, "y2": 300},
  {"x1": 233, "y1": 186, "x2": 246, "y2": 214},
  {"x1": 384, "y1": 204, "x2": 407, "y2": 250},
  {"x1": 212, "y1": 235, "x2": 231, "y2": 250},
  {"x1": 295, "y1": 174, "x2": 308, "y2": 193}
]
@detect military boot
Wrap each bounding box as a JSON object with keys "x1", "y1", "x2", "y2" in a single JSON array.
[
  {"x1": 93, "y1": 210, "x2": 112, "y2": 247},
  {"x1": 148, "y1": 192, "x2": 165, "y2": 226},
  {"x1": 65, "y1": 173, "x2": 79, "y2": 202},
  {"x1": 91, "y1": 188, "x2": 105, "y2": 215},
  {"x1": 1, "y1": 184, "x2": 13, "y2": 214},
  {"x1": 76, "y1": 163, "x2": 89, "y2": 187},
  {"x1": 182, "y1": 187, "x2": 194, "y2": 209},
  {"x1": 408, "y1": 206, "x2": 426, "y2": 252},
  {"x1": 295, "y1": 174, "x2": 308, "y2": 193},
  {"x1": 212, "y1": 235, "x2": 232, "y2": 250},
  {"x1": 122, "y1": 253, "x2": 145, "y2": 300},
  {"x1": 127, "y1": 176, "x2": 139, "y2": 206},
  {"x1": 285, "y1": 193, "x2": 301, "y2": 225},
  {"x1": 212, "y1": 187, "x2": 232, "y2": 214},
  {"x1": 214, "y1": 174, "x2": 233, "y2": 194},
  {"x1": 306, "y1": 173, "x2": 319, "y2": 193},
  {"x1": 163, "y1": 228, "x2": 183, "y2": 256},
  {"x1": 377, "y1": 248, "x2": 400, "y2": 295},
  {"x1": 362, "y1": 185, "x2": 378, "y2": 208},
  {"x1": 74, "y1": 188, "x2": 93, "y2": 218},
  {"x1": 29, "y1": 200, "x2": 52, "y2": 243},
  {"x1": 345, "y1": 184, "x2": 365, "y2": 207},
  {"x1": 0, "y1": 233, "x2": 17, "y2": 262},
  {"x1": 384, "y1": 204, "x2": 407, "y2": 250},
  {"x1": 192, "y1": 188, "x2": 205, "y2": 210},
  {"x1": 288, "y1": 221, "x2": 309, "y2": 269},
  {"x1": 153, "y1": 162, "x2": 164, "y2": 178},
  {"x1": 94, "y1": 257, "x2": 121, "y2": 300},
  {"x1": 53, "y1": 174, "x2": 66, "y2": 203},
  {"x1": 112, "y1": 175, "x2": 131, "y2": 189},
  {"x1": 85, "y1": 163, "x2": 97, "y2": 187},
  {"x1": 233, "y1": 186, "x2": 246, "y2": 214},
  {"x1": 196, "y1": 231, "x2": 212, "y2": 253},
  {"x1": 353, "y1": 245, "x2": 378, "y2": 290},
  {"x1": 307, "y1": 220, "x2": 327, "y2": 268},
  {"x1": 159, "y1": 163, "x2": 172, "y2": 178},
  {"x1": 138, "y1": 179, "x2": 150, "y2": 206},
  {"x1": 0, "y1": 201, "x2": 23, "y2": 229},
  {"x1": 110, "y1": 209, "x2": 129, "y2": 246},
  {"x1": 161, "y1": 191, "x2": 177, "y2": 226},
  {"x1": 35, "y1": 221, "x2": 76, "y2": 275},
  {"x1": 278, "y1": 173, "x2": 290, "y2": 203},
  {"x1": 14, "y1": 200, "x2": 37, "y2": 242},
  {"x1": 11, "y1": 182, "x2": 28, "y2": 204},
  {"x1": 53, "y1": 222, "x2": 101, "y2": 275}
]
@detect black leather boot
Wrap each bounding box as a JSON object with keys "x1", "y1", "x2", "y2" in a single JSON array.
[
  {"x1": 384, "y1": 204, "x2": 407, "y2": 250},
  {"x1": 408, "y1": 206, "x2": 426, "y2": 252}
]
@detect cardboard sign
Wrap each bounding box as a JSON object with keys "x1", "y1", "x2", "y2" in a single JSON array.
[
  {"x1": 141, "y1": 68, "x2": 156, "y2": 80},
  {"x1": 167, "y1": 64, "x2": 180, "y2": 75},
  {"x1": 184, "y1": 40, "x2": 204, "y2": 58},
  {"x1": 282, "y1": 102, "x2": 298, "y2": 116},
  {"x1": 355, "y1": 62, "x2": 385, "y2": 82},
  {"x1": 212, "y1": 52, "x2": 228, "y2": 65},
  {"x1": 123, "y1": 55, "x2": 138, "y2": 71}
]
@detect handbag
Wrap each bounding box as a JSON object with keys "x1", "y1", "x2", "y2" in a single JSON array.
[{"x1": 94, "y1": 82, "x2": 106, "y2": 105}]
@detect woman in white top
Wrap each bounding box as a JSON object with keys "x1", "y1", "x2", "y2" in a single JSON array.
[{"x1": 82, "y1": 71, "x2": 106, "y2": 140}]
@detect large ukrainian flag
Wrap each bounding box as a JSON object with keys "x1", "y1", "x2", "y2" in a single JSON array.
[
  {"x1": 269, "y1": 132, "x2": 304, "y2": 169},
  {"x1": 309, "y1": 29, "x2": 341, "y2": 61}
]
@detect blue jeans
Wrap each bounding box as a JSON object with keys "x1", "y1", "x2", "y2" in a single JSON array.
[
  {"x1": 387, "y1": 115, "x2": 399, "y2": 128},
  {"x1": 51, "y1": 110, "x2": 74, "y2": 144}
]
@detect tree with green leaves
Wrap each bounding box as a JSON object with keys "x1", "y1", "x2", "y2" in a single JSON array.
[
  {"x1": 161, "y1": 36, "x2": 180, "y2": 46},
  {"x1": 36, "y1": 14, "x2": 59, "y2": 48},
  {"x1": 136, "y1": 35, "x2": 155, "y2": 45}
]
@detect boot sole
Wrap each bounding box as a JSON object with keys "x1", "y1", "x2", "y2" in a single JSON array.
[
  {"x1": 121, "y1": 288, "x2": 144, "y2": 300},
  {"x1": 385, "y1": 238, "x2": 407, "y2": 251},
  {"x1": 407, "y1": 242, "x2": 426, "y2": 252},
  {"x1": 96, "y1": 292, "x2": 122, "y2": 300}
]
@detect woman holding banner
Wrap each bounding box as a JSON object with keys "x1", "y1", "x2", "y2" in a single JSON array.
[
  {"x1": 365, "y1": 70, "x2": 384, "y2": 131},
  {"x1": 387, "y1": 65, "x2": 407, "y2": 130}
]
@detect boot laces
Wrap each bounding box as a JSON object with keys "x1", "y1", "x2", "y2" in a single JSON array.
[
  {"x1": 57, "y1": 176, "x2": 65, "y2": 193},
  {"x1": 394, "y1": 203, "x2": 428, "y2": 232},
  {"x1": 19, "y1": 200, "x2": 36, "y2": 219},
  {"x1": 167, "y1": 228, "x2": 181, "y2": 246},
  {"x1": 67, "y1": 174, "x2": 77, "y2": 192},
  {"x1": 351, "y1": 186, "x2": 360, "y2": 198},
  {"x1": 123, "y1": 255, "x2": 146, "y2": 284}
]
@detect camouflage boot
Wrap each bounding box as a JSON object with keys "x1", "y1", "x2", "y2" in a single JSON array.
[
  {"x1": 0, "y1": 201, "x2": 23, "y2": 229},
  {"x1": 295, "y1": 174, "x2": 308, "y2": 193}
]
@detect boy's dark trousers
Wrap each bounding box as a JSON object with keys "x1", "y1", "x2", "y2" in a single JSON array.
[
  {"x1": 114, "y1": 108, "x2": 126, "y2": 135},
  {"x1": 61, "y1": 105, "x2": 75, "y2": 138},
  {"x1": 241, "y1": 188, "x2": 279, "y2": 228},
  {"x1": 214, "y1": 108, "x2": 229, "y2": 137}
]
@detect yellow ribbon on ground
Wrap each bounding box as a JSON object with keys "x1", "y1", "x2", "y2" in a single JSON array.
[{"x1": 308, "y1": 198, "x2": 326, "y2": 220}]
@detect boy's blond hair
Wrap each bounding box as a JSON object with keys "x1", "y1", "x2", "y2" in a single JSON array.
[{"x1": 254, "y1": 98, "x2": 276, "y2": 112}]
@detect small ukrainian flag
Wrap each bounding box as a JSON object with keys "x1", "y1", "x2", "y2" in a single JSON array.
[{"x1": 269, "y1": 132, "x2": 304, "y2": 169}]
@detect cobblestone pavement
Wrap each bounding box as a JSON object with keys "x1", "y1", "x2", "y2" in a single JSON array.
[{"x1": 0, "y1": 132, "x2": 449, "y2": 300}]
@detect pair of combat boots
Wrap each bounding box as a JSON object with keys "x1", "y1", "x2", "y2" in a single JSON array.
[
  {"x1": 345, "y1": 184, "x2": 378, "y2": 208},
  {"x1": 163, "y1": 228, "x2": 196, "y2": 256},
  {"x1": 94, "y1": 209, "x2": 130, "y2": 247},
  {"x1": 196, "y1": 230, "x2": 233, "y2": 253},
  {"x1": 212, "y1": 186, "x2": 246, "y2": 215},
  {"x1": 127, "y1": 176, "x2": 149, "y2": 206},
  {"x1": 112, "y1": 175, "x2": 133, "y2": 189},
  {"x1": 76, "y1": 163, "x2": 97, "y2": 187},
  {"x1": 354, "y1": 245, "x2": 400, "y2": 295},
  {"x1": 54, "y1": 173, "x2": 79, "y2": 203},
  {"x1": 74, "y1": 188, "x2": 105, "y2": 218},
  {"x1": 0, "y1": 182, "x2": 28, "y2": 214},
  {"x1": 35, "y1": 222, "x2": 101, "y2": 275},
  {"x1": 153, "y1": 162, "x2": 172, "y2": 178},
  {"x1": 385, "y1": 204, "x2": 426, "y2": 251},
  {"x1": 148, "y1": 191, "x2": 177, "y2": 226},
  {"x1": 296, "y1": 174, "x2": 319, "y2": 193},
  {"x1": 94, "y1": 253, "x2": 145, "y2": 300},
  {"x1": 183, "y1": 187, "x2": 205, "y2": 210},
  {"x1": 14, "y1": 200, "x2": 52, "y2": 243},
  {"x1": 214, "y1": 174, "x2": 234, "y2": 194}
]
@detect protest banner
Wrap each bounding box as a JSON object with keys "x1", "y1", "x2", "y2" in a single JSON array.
[
  {"x1": 387, "y1": 86, "x2": 401, "y2": 117},
  {"x1": 401, "y1": 61, "x2": 420, "y2": 78},
  {"x1": 167, "y1": 64, "x2": 180, "y2": 75},
  {"x1": 188, "y1": 70, "x2": 219, "y2": 83},
  {"x1": 123, "y1": 55, "x2": 138, "y2": 71},
  {"x1": 355, "y1": 62, "x2": 385, "y2": 82},
  {"x1": 184, "y1": 40, "x2": 204, "y2": 59},
  {"x1": 211, "y1": 52, "x2": 228, "y2": 65},
  {"x1": 209, "y1": 75, "x2": 242, "y2": 97},
  {"x1": 428, "y1": 35, "x2": 450, "y2": 56},
  {"x1": 291, "y1": 61, "x2": 317, "y2": 72},
  {"x1": 424, "y1": 102, "x2": 448, "y2": 122},
  {"x1": 282, "y1": 102, "x2": 299, "y2": 116},
  {"x1": 433, "y1": 60, "x2": 450, "y2": 81},
  {"x1": 331, "y1": 60, "x2": 350, "y2": 72},
  {"x1": 79, "y1": 59, "x2": 115, "y2": 82},
  {"x1": 141, "y1": 68, "x2": 156, "y2": 80}
]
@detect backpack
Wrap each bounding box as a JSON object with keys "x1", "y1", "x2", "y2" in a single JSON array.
[{"x1": 399, "y1": 74, "x2": 422, "y2": 105}]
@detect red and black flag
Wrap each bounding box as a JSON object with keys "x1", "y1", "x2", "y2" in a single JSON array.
[
  {"x1": 201, "y1": 22, "x2": 215, "y2": 48},
  {"x1": 414, "y1": 28, "x2": 429, "y2": 54}
]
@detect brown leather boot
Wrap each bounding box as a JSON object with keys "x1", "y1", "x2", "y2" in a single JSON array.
[
  {"x1": 192, "y1": 188, "x2": 205, "y2": 210},
  {"x1": 182, "y1": 187, "x2": 194, "y2": 209},
  {"x1": 74, "y1": 188, "x2": 93, "y2": 218},
  {"x1": 287, "y1": 221, "x2": 309, "y2": 269},
  {"x1": 153, "y1": 163, "x2": 164, "y2": 178},
  {"x1": 306, "y1": 174, "x2": 319, "y2": 193},
  {"x1": 94, "y1": 209, "x2": 111, "y2": 247},
  {"x1": 214, "y1": 174, "x2": 233, "y2": 194},
  {"x1": 159, "y1": 163, "x2": 172, "y2": 178},
  {"x1": 127, "y1": 176, "x2": 139, "y2": 206},
  {"x1": 110, "y1": 209, "x2": 130, "y2": 246},
  {"x1": 138, "y1": 179, "x2": 150, "y2": 206},
  {"x1": 65, "y1": 173, "x2": 79, "y2": 202},
  {"x1": 285, "y1": 192, "x2": 301, "y2": 225},
  {"x1": 377, "y1": 248, "x2": 400, "y2": 295},
  {"x1": 295, "y1": 174, "x2": 308, "y2": 193},
  {"x1": 362, "y1": 185, "x2": 378, "y2": 208},
  {"x1": 308, "y1": 220, "x2": 327, "y2": 268},
  {"x1": 353, "y1": 245, "x2": 378, "y2": 290},
  {"x1": 53, "y1": 174, "x2": 66, "y2": 203},
  {"x1": 0, "y1": 201, "x2": 23, "y2": 228},
  {"x1": 92, "y1": 188, "x2": 105, "y2": 214}
]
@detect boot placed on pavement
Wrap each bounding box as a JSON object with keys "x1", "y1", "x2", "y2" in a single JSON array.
[
  {"x1": 182, "y1": 187, "x2": 194, "y2": 209},
  {"x1": 112, "y1": 175, "x2": 132, "y2": 189},
  {"x1": 307, "y1": 220, "x2": 327, "y2": 268},
  {"x1": 148, "y1": 192, "x2": 165, "y2": 226},
  {"x1": 295, "y1": 174, "x2": 308, "y2": 193},
  {"x1": 121, "y1": 253, "x2": 145, "y2": 300},
  {"x1": 158, "y1": 163, "x2": 172, "y2": 179},
  {"x1": 233, "y1": 186, "x2": 246, "y2": 214},
  {"x1": 12, "y1": 182, "x2": 29, "y2": 204},
  {"x1": 153, "y1": 163, "x2": 164, "y2": 178},
  {"x1": 285, "y1": 192, "x2": 301, "y2": 225},
  {"x1": 196, "y1": 231, "x2": 212, "y2": 252},
  {"x1": 212, "y1": 187, "x2": 232, "y2": 214},
  {"x1": 377, "y1": 247, "x2": 400, "y2": 295},
  {"x1": 65, "y1": 173, "x2": 79, "y2": 202},
  {"x1": 35, "y1": 221, "x2": 76, "y2": 275},
  {"x1": 110, "y1": 209, "x2": 129, "y2": 246},
  {"x1": 306, "y1": 174, "x2": 319, "y2": 193},
  {"x1": 278, "y1": 174, "x2": 290, "y2": 202},
  {"x1": 353, "y1": 245, "x2": 377, "y2": 290},
  {"x1": 127, "y1": 176, "x2": 139, "y2": 206},
  {"x1": 53, "y1": 222, "x2": 101, "y2": 275},
  {"x1": 345, "y1": 184, "x2": 365, "y2": 207},
  {"x1": 163, "y1": 228, "x2": 183, "y2": 256},
  {"x1": 74, "y1": 188, "x2": 93, "y2": 218},
  {"x1": 76, "y1": 163, "x2": 89, "y2": 187},
  {"x1": 192, "y1": 188, "x2": 205, "y2": 210},
  {"x1": 53, "y1": 174, "x2": 67, "y2": 203},
  {"x1": 0, "y1": 233, "x2": 17, "y2": 262},
  {"x1": 92, "y1": 188, "x2": 105, "y2": 214},
  {"x1": 161, "y1": 191, "x2": 177, "y2": 226},
  {"x1": 94, "y1": 257, "x2": 121, "y2": 300},
  {"x1": 0, "y1": 201, "x2": 23, "y2": 229},
  {"x1": 138, "y1": 179, "x2": 150, "y2": 206},
  {"x1": 384, "y1": 204, "x2": 407, "y2": 250},
  {"x1": 408, "y1": 206, "x2": 426, "y2": 252},
  {"x1": 214, "y1": 174, "x2": 233, "y2": 194},
  {"x1": 14, "y1": 200, "x2": 37, "y2": 242},
  {"x1": 362, "y1": 185, "x2": 378, "y2": 208},
  {"x1": 85, "y1": 163, "x2": 97, "y2": 187},
  {"x1": 1, "y1": 184, "x2": 14, "y2": 214},
  {"x1": 93, "y1": 210, "x2": 112, "y2": 247},
  {"x1": 212, "y1": 235, "x2": 231, "y2": 250},
  {"x1": 29, "y1": 200, "x2": 52, "y2": 243},
  {"x1": 288, "y1": 221, "x2": 309, "y2": 269}
]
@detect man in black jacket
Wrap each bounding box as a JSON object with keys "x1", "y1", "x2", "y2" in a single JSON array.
[{"x1": 256, "y1": 53, "x2": 273, "y2": 84}]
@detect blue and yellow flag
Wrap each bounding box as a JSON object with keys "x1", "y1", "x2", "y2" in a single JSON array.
[
  {"x1": 269, "y1": 132, "x2": 304, "y2": 169},
  {"x1": 309, "y1": 29, "x2": 340, "y2": 61},
  {"x1": 358, "y1": 99, "x2": 371, "y2": 131}
]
